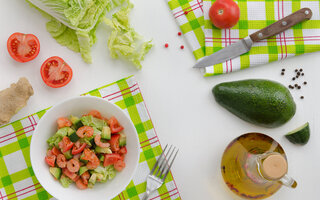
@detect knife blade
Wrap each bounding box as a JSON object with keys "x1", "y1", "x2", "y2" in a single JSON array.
[{"x1": 193, "y1": 7, "x2": 312, "y2": 69}]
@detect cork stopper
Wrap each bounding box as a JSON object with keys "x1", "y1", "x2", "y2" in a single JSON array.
[{"x1": 261, "y1": 154, "x2": 288, "y2": 180}]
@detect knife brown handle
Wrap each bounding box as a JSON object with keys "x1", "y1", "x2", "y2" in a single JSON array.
[{"x1": 250, "y1": 8, "x2": 312, "y2": 42}]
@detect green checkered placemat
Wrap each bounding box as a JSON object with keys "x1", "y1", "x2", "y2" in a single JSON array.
[
  {"x1": 168, "y1": 0, "x2": 206, "y2": 60},
  {"x1": 0, "y1": 76, "x2": 181, "y2": 200},
  {"x1": 167, "y1": 0, "x2": 320, "y2": 76}
]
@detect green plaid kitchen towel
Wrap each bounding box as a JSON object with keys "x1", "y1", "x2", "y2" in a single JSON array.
[
  {"x1": 0, "y1": 76, "x2": 181, "y2": 200},
  {"x1": 168, "y1": 0, "x2": 320, "y2": 76}
]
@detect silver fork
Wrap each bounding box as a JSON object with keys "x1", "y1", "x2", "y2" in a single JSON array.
[{"x1": 142, "y1": 145, "x2": 179, "y2": 200}]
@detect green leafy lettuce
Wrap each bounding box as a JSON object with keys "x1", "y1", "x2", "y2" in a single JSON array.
[
  {"x1": 26, "y1": 0, "x2": 152, "y2": 67},
  {"x1": 93, "y1": 165, "x2": 116, "y2": 182},
  {"x1": 103, "y1": 3, "x2": 153, "y2": 69},
  {"x1": 80, "y1": 115, "x2": 107, "y2": 130}
]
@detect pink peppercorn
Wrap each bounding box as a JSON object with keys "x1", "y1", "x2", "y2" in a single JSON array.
[
  {"x1": 165, "y1": 43, "x2": 169, "y2": 48},
  {"x1": 180, "y1": 45, "x2": 184, "y2": 49}
]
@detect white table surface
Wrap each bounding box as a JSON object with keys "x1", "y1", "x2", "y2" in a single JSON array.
[{"x1": 1, "y1": 0, "x2": 319, "y2": 199}]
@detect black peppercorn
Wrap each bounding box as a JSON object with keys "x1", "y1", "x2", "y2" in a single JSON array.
[
  {"x1": 300, "y1": 69, "x2": 303, "y2": 72},
  {"x1": 300, "y1": 96, "x2": 304, "y2": 99},
  {"x1": 295, "y1": 69, "x2": 298, "y2": 72},
  {"x1": 301, "y1": 73, "x2": 304, "y2": 76},
  {"x1": 304, "y1": 81, "x2": 307, "y2": 85},
  {"x1": 292, "y1": 77, "x2": 296, "y2": 81}
]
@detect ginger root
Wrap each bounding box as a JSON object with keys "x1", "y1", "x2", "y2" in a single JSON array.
[{"x1": 0, "y1": 77, "x2": 34, "y2": 125}]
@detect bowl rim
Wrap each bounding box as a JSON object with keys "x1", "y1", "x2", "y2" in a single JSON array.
[{"x1": 30, "y1": 96, "x2": 140, "y2": 199}]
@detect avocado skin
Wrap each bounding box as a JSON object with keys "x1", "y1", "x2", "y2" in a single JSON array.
[{"x1": 212, "y1": 79, "x2": 296, "y2": 128}]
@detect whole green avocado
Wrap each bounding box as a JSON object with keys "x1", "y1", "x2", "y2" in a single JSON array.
[{"x1": 212, "y1": 79, "x2": 296, "y2": 128}]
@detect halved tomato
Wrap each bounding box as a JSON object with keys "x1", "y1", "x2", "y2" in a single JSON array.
[
  {"x1": 40, "y1": 56, "x2": 73, "y2": 88},
  {"x1": 110, "y1": 134, "x2": 120, "y2": 152},
  {"x1": 7, "y1": 32, "x2": 40, "y2": 63}
]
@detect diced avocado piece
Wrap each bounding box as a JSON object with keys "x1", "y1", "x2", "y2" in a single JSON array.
[
  {"x1": 70, "y1": 115, "x2": 83, "y2": 130},
  {"x1": 79, "y1": 166, "x2": 88, "y2": 175},
  {"x1": 89, "y1": 173, "x2": 97, "y2": 185},
  {"x1": 63, "y1": 150, "x2": 73, "y2": 160},
  {"x1": 68, "y1": 132, "x2": 79, "y2": 142},
  {"x1": 79, "y1": 136, "x2": 94, "y2": 147},
  {"x1": 119, "y1": 133, "x2": 126, "y2": 147},
  {"x1": 285, "y1": 122, "x2": 310, "y2": 145},
  {"x1": 60, "y1": 175, "x2": 73, "y2": 188},
  {"x1": 101, "y1": 126, "x2": 111, "y2": 140},
  {"x1": 80, "y1": 152, "x2": 88, "y2": 164},
  {"x1": 212, "y1": 79, "x2": 296, "y2": 128},
  {"x1": 49, "y1": 167, "x2": 61, "y2": 179},
  {"x1": 93, "y1": 127, "x2": 101, "y2": 136},
  {"x1": 95, "y1": 146, "x2": 112, "y2": 154}
]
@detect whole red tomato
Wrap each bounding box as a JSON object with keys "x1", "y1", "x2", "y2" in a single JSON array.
[{"x1": 209, "y1": 0, "x2": 240, "y2": 29}]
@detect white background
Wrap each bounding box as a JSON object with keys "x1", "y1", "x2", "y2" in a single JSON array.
[{"x1": 0, "y1": 0, "x2": 319, "y2": 199}]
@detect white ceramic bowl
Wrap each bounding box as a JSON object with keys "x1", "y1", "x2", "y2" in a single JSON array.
[{"x1": 30, "y1": 96, "x2": 140, "y2": 200}]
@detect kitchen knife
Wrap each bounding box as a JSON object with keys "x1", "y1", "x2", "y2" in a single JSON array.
[{"x1": 193, "y1": 8, "x2": 312, "y2": 69}]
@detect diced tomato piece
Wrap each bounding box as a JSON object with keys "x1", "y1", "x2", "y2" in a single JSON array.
[
  {"x1": 51, "y1": 146, "x2": 62, "y2": 156},
  {"x1": 103, "y1": 153, "x2": 121, "y2": 167},
  {"x1": 108, "y1": 117, "x2": 124, "y2": 134},
  {"x1": 45, "y1": 155, "x2": 56, "y2": 167},
  {"x1": 62, "y1": 168, "x2": 79, "y2": 182},
  {"x1": 58, "y1": 136, "x2": 74, "y2": 153},
  {"x1": 114, "y1": 160, "x2": 126, "y2": 172},
  {"x1": 57, "y1": 117, "x2": 72, "y2": 129},
  {"x1": 110, "y1": 134, "x2": 120, "y2": 152},
  {"x1": 72, "y1": 143, "x2": 86, "y2": 155},
  {"x1": 75, "y1": 178, "x2": 88, "y2": 190},
  {"x1": 118, "y1": 147, "x2": 127, "y2": 155}
]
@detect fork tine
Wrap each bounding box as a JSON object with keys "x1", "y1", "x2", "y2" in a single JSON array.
[
  {"x1": 155, "y1": 145, "x2": 172, "y2": 176},
  {"x1": 162, "y1": 148, "x2": 179, "y2": 181},
  {"x1": 158, "y1": 146, "x2": 176, "y2": 177},
  {"x1": 150, "y1": 144, "x2": 168, "y2": 175}
]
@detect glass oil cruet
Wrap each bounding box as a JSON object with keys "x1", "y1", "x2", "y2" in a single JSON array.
[{"x1": 221, "y1": 133, "x2": 297, "y2": 199}]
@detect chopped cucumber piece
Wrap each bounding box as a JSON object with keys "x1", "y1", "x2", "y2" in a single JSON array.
[
  {"x1": 119, "y1": 133, "x2": 126, "y2": 147},
  {"x1": 49, "y1": 167, "x2": 61, "y2": 179},
  {"x1": 99, "y1": 154, "x2": 105, "y2": 162},
  {"x1": 70, "y1": 115, "x2": 83, "y2": 130},
  {"x1": 101, "y1": 126, "x2": 111, "y2": 140},
  {"x1": 79, "y1": 166, "x2": 88, "y2": 175},
  {"x1": 95, "y1": 146, "x2": 112, "y2": 154},
  {"x1": 68, "y1": 132, "x2": 79, "y2": 142},
  {"x1": 63, "y1": 150, "x2": 73, "y2": 159},
  {"x1": 60, "y1": 175, "x2": 72, "y2": 188},
  {"x1": 285, "y1": 122, "x2": 310, "y2": 145}
]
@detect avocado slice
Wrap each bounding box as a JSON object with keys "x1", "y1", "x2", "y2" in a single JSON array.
[
  {"x1": 212, "y1": 79, "x2": 296, "y2": 128},
  {"x1": 119, "y1": 133, "x2": 126, "y2": 147},
  {"x1": 285, "y1": 122, "x2": 310, "y2": 145},
  {"x1": 60, "y1": 175, "x2": 72, "y2": 188},
  {"x1": 95, "y1": 146, "x2": 112, "y2": 154},
  {"x1": 49, "y1": 167, "x2": 61, "y2": 179},
  {"x1": 101, "y1": 126, "x2": 111, "y2": 140},
  {"x1": 79, "y1": 166, "x2": 89, "y2": 175},
  {"x1": 89, "y1": 173, "x2": 97, "y2": 185},
  {"x1": 63, "y1": 150, "x2": 73, "y2": 160}
]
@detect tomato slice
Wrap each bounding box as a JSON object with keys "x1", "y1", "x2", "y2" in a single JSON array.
[
  {"x1": 45, "y1": 155, "x2": 56, "y2": 167},
  {"x1": 72, "y1": 143, "x2": 86, "y2": 155},
  {"x1": 103, "y1": 153, "x2": 122, "y2": 167},
  {"x1": 51, "y1": 146, "x2": 62, "y2": 156},
  {"x1": 58, "y1": 136, "x2": 74, "y2": 153},
  {"x1": 118, "y1": 146, "x2": 127, "y2": 155},
  {"x1": 114, "y1": 160, "x2": 126, "y2": 172},
  {"x1": 110, "y1": 134, "x2": 120, "y2": 152},
  {"x1": 7, "y1": 32, "x2": 40, "y2": 63},
  {"x1": 108, "y1": 117, "x2": 124, "y2": 134},
  {"x1": 40, "y1": 56, "x2": 73, "y2": 88}
]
